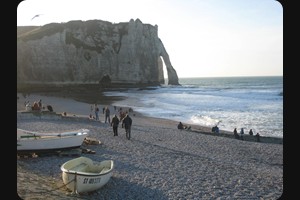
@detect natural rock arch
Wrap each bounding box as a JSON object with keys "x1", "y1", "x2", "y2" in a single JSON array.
[{"x1": 17, "y1": 19, "x2": 180, "y2": 86}]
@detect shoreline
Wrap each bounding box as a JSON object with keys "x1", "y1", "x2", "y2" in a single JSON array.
[
  {"x1": 17, "y1": 92, "x2": 283, "y2": 199},
  {"x1": 17, "y1": 92, "x2": 282, "y2": 145}
]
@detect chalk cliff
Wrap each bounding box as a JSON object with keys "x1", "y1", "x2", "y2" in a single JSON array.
[{"x1": 17, "y1": 19, "x2": 179, "y2": 86}]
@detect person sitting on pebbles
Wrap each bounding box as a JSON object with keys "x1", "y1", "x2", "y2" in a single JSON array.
[
  {"x1": 178, "y1": 122, "x2": 184, "y2": 130},
  {"x1": 177, "y1": 122, "x2": 191, "y2": 131}
]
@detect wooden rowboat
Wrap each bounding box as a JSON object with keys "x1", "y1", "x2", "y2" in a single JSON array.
[
  {"x1": 17, "y1": 128, "x2": 89, "y2": 153},
  {"x1": 61, "y1": 156, "x2": 114, "y2": 193}
]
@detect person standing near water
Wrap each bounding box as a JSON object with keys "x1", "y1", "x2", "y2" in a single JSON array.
[
  {"x1": 249, "y1": 129, "x2": 254, "y2": 136},
  {"x1": 105, "y1": 106, "x2": 111, "y2": 123},
  {"x1": 240, "y1": 128, "x2": 245, "y2": 140},
  {"x1": 95, "y1": 104, "x2": 100, "y2": 121},
  {"x1": 233, "y1": 128, "x2": 239, "y2": 139},
  {"x1": 255, "y1": 132, "x2": 260, "y2": 142}
]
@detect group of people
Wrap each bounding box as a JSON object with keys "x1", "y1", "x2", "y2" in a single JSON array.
[
  {"x1": 111, "y1": 113, "x2": 132, "y2": 140},
  {"x1": 233, "y1": 128, "x2": 260, "y2": 142},
  {"x1": 90, "y1": 105, "x2": 134, "y2": 125},
  {"x1": 177, "y1": 121, "x2": 262, "y2": 142},
  {"x1": 91, "y1": 104, "x2": 264, "y2": 143},
  {"x1": 90, "y1": 104, "x2": 133, "y2": 140},
  {"x1": 211, "y1": 125, "x2": 219, "y2": 133},
  {"x1": 25, "y1": 99, "x2": 43, "y2": 111},
  {"x1": 24, "y1": 99, "x2": 53, "y2": 112},
  {"x1": 90, "y1": 104, "x2": 111, "y2": 122}
]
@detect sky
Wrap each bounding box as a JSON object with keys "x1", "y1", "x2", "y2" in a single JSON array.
[{"x1": 17, "y1": 0, "x2": 283, "y2": 78}]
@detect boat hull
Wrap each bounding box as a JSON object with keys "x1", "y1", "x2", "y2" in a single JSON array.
[
  {"x1": 61, "y1": 157, "x2": 114, "y2": 193},
  {"x1": 17, "y1": 129, "x2": 89, "y2": 153}
]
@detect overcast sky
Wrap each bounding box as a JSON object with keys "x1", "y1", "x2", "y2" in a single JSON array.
[{"x1": 17, "y1": 0, "x2": 283, "y2": 78}]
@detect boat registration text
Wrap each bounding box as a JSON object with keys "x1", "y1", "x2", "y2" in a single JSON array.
[{"x1": 83, "y1": 177, "x2": 102, "y2": 184}]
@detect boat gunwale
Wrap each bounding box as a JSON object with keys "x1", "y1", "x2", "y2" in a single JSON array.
[
  {"x1": 17, "y1": 128, "x2": 90, "y2": 138},
  {"x1": 18, "y1": 132, "x2": 88, "y2": 140},
  {"x1": 61, "y1": 170, "x2": 113, "y2": 176},
  {"x1": 17, "y1": 129, "x2": 88, "y2": 153},
  {"x1": 61, "y1": 160, "x2": 114, "y2": 176}
]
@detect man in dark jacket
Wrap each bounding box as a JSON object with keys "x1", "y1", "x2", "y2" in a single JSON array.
[
  {"x1": 111, "y1": 115, "x2": 120, "y2": 136},
  {"x1": 122, "y1": 114, "x2": 132, "y2": 140}
]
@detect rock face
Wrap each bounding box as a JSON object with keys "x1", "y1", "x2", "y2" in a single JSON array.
[{"x1": 17, "y1": 19, "x2": 179, "y2": 86}]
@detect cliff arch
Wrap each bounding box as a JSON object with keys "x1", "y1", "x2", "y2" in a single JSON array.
[{"x1": 17, "y1": 19, "x2": 180, "y2": 86}]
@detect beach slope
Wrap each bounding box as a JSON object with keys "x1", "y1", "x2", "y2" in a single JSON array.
[{"x1": 17, "y1": 94, "x2": 283, "y2": 199}]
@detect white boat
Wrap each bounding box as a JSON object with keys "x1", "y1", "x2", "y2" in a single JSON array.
[
  {"x1": 17, "y1": 128, "x2": 89, "y2": 153},
  {"x1": 60, "y1": 156, "x2": 114, "y2": 194}
]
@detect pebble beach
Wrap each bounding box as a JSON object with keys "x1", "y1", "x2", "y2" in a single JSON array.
[{"x1": 17, "y1": 93, "x2": 283, "y2": 200}]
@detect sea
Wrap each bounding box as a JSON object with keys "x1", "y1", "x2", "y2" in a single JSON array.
[{"x1": 103, "y1": 76, "x2": 283, "y2": 138}]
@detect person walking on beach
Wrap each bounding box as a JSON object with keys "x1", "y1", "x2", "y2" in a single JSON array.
[
  {"x1": 111, "y1": 114, "x2": 120, "y2": 136},
  {"x1": 122, "y1": 114, "x2": 132, "y2": 140},
  {"x1": 105, "y1": 106, "x2": 111, "y2": 123}
]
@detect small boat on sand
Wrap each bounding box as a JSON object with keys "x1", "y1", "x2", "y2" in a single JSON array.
[
  {"x1": 17, "y1": 128, "x2": 89, "y2": 153},
  {"x1": 61, "y1": 156, "x2": 114, "y2": 193}
]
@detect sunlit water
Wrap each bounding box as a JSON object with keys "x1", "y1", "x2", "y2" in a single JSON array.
[{"x1": 104, "y1": 76, "x2": 283, "y2": 138}]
